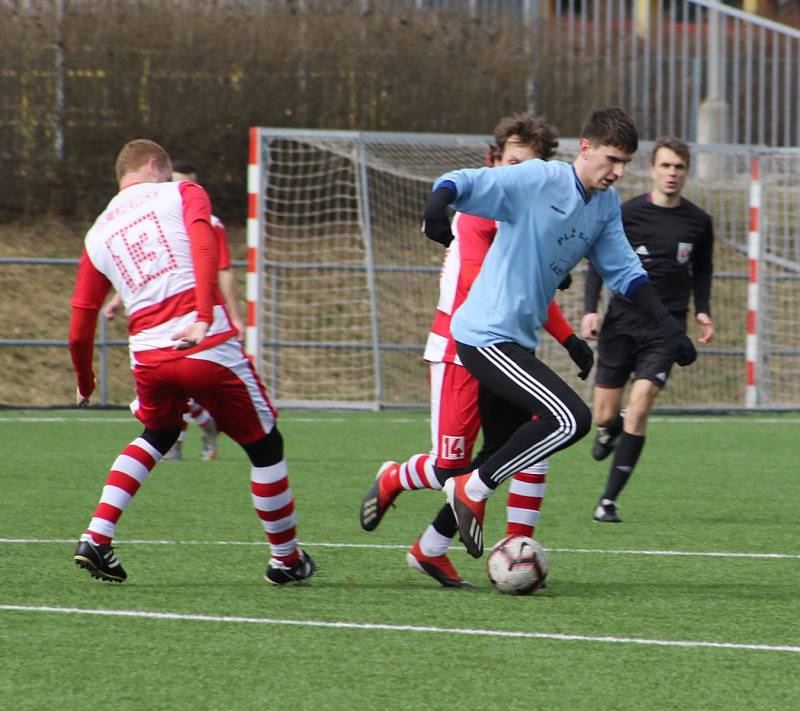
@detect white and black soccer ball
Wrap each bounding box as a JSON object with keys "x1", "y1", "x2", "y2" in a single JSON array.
[{"x1": 487, "y1": 535, "x2": 549, "y2": 595}]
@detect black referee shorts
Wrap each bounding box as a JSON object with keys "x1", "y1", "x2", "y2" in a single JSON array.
[
  {"x1": 456, "y1": 341, "x2": 591, "y2": 488},
  {"x1": 596, "y1": 306, "x2": 687, "y2": 389}
]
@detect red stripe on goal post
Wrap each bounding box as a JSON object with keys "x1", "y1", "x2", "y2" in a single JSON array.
[
  {"x1": 246, "y1": 127, "x2": 262, "y2": 370},
  {"x1": 249, "y1": 127, "x2": 259, "y2": 166},
  {"x1": 745, "y1": 156, "x2": 760, "y2": 407}
]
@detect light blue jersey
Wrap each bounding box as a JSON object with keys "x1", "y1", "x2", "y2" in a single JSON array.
[{"x1": 435, "y1": 159, "x2": 648, "y2": 350}]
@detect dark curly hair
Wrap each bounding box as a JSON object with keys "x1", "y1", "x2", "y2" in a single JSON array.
[{"x1": 486, "y1": 114, "x2": 559, "y2": 165}]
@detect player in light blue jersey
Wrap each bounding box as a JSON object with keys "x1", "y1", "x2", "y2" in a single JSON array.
[{"x1": 422, "y1": 108, "x2": 698, "y2": 558}]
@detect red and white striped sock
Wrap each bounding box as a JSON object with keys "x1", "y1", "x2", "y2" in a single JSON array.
[
  {"x1": 505, "y1": 461, "x2": 548, "y2": 538},
  {"x1": 188, "y1": 400, "x2": 214, "y2": 429},
  {"x1": 398, "y1": 453, "x2": 441, "y2": 491},
  {"x1": 250, "y1": 460, "x2": 299, "y2": 566},
  {"x1": 84, "y1": 437, "x2": 161, "y2": 545}
]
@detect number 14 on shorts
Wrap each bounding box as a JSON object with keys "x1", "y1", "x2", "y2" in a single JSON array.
[{"x1": 440, "y1": 435, "x2": 466, "y2": 460}]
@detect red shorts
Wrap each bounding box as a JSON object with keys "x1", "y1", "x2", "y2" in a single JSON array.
[
  {"x1": 429, "y1": 361, "x2": 481, "y2": 470},
  {"x1": 131, "y1": 339, "x2": 276, "y2": 445}
]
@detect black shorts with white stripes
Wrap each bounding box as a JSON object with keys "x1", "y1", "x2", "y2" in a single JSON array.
[{"x1": 456, "y1": 341, "x2": 591, "y2": 488}]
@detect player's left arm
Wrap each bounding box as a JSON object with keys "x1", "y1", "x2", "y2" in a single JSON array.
[
  {"x1": 219, "y1": 269, "x2": 244, "y2": 341},
  {"x1": 587, "y1": 199, "x2": 647, "y2": 297},
  {"x1": 692, "y1": 215, "x2": 715, "y2": 344},
  {"x1": 214, "y1": 219, "x2": 244, "y2": 341},
  {"x1": 69, "y1": 250, "x2": 111, "y2": 406},
  {"x1": 174, "y1": 183, "x2": 217, "y2": 349}
]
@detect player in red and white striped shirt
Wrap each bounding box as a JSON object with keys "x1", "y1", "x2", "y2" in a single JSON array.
[
  {"x1": 102, "y1": 161, "x2": 242, "y2": 462},
  {"x1": 70, "y1": 139, "x2": 314, "y2": 586},
  {"x1": 359, "y1": 116, "x2": 594, "y2": 587}
]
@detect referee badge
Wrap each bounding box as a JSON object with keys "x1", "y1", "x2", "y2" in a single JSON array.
[{"x1": 676, "y1": 241, "x2": 693, "y2": 264}]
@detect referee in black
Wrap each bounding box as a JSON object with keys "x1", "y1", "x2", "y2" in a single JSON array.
[{"x1": 581, "y1": 136, "x2": 715, "y2": 523}]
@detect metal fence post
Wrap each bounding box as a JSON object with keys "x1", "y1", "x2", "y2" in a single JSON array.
[{"x1": 357, "y1": 135, "x2": 383, "y2": 409}]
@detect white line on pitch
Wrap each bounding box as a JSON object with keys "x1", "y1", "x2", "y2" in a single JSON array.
[
  {"x1": 1, "y1": 605, "x2": 797, "y2": 654},
  {"x1": 2, "y1": 537, "x2": 797, "y2": 559},
  {"x1": 0, "y1": 416, "x2": 416, "y2": 424},
  {"x1": 1, "y1": 416, "x2": 799, "y2": 425}
]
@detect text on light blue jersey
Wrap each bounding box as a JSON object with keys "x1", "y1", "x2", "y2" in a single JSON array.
[{"x1": 434, "y1": 158, "x2": 648, "y2": 350}]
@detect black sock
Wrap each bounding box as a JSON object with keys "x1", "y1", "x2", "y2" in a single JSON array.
[
  {"x1": 601, "y1": 432, "x2": 645, "y2": 501},
  {"x1": 433, "y1": 455, "x2": 488, "y2": 487},
  {"x1": 431, "y1": 504, "x2": 458, "y2": 539},
  {"x1": 604, "y1": 411, "x2": 624, "y2": 438}
]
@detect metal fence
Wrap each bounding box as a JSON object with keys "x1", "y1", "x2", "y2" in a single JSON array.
[
  {"x1": 522, "y1": 0, "x2": 800, "y2": 146},
  {"x1": 363, "y1": 0, "x2": 800, "y2": 147}
]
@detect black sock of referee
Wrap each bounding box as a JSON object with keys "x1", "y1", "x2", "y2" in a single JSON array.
[
  {"x1": 601, "y1": 432, "x2": 645, "y2": 502},
  {"x1": 431, "y1": 504, "x2": 458, "y2": 539}
]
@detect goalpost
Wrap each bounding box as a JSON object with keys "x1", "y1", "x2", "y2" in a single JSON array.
[
  {"x1": 247, "y1": 127, "x2": 800, "y2": 411},
  {"x1": 245, "y1": 127, "x2": 494, "y2": 409}
]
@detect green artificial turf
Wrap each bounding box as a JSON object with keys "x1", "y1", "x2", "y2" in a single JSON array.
[{"x1": 1, "y1": 410, "x2": 798, "y2": 710}]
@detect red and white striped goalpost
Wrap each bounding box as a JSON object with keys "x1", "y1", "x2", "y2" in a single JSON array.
[
  {"x1": 246, "y1": 127, "x2": 263, "y2": 373},
  {"x1": 746, "y1": 156, "x2": 761, "y2": 408}
]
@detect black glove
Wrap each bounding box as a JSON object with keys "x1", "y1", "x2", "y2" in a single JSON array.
[
  {"x1": 558, "y1": 273, "x2": 572, "y2": 291},
  {"x1": 660, "y1": 313, "x2": 697, "y2": 366},
  {"x1": 422, "y1": 186, "x2": 456, "y2": 247},
  {"x1": 630, "y1": 281, "x2": 697, "y2": 367},
  {"x1": 564, "y1": 334, "x2": 594, "y2": 380}
]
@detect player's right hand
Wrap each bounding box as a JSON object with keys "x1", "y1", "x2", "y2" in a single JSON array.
[
  {"x1": 231, "y1": 315, "x2": 246, "y2": 342},
  {"x1": 565, "y1": 334, "x2": 594, "y2": 380},
  {"x1": 76, "y1": 378, "x2": 96, "y2": 407},
  {"x1": 580, "y1": 313, "x2": 599, "y2": 340},
  {"x1": 172, "y1": 321, "x2": 210, "y2": 350},
  {"x1": 661, "y1": 314, "x2": 697, "y2": 366}
]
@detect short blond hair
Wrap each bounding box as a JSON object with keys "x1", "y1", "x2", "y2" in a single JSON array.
[{"x1": 115, "y1": 139, "x2": 171, "y2": 182}]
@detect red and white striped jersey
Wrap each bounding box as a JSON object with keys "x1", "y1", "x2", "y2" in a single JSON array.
[
  {"x1": 424, "y1": 212, "x2": 497, "y2": 364},
  {"x1": 72, "y1": 180, "x2": 235, "y2": 366},
  {"x1": 423, "y1": 211, "x2": 575, "y2": 365}
]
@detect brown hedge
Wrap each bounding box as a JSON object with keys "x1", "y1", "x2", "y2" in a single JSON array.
[{"x1": 0, "y1": 0, "x2": 607, "y2": 223}]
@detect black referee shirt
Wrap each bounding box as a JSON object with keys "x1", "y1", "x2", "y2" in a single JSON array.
[{"x1": 585, "y1": 193, "x2": 714, "y2": 317}]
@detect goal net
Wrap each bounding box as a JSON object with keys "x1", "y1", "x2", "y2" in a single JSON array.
[{"x1": 247, "y1": 128, "x2": 800, "y2": 410}]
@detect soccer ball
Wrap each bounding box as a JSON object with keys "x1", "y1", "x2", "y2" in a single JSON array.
[{"x1": 487, "y1": 535, "x2": 549, "y2": 595}]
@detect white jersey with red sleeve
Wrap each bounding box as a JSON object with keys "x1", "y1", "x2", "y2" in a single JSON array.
[
  {"x1": 74, "y1": 180, "x2": 235, "y2": 365},
  {"x1": 423, "y1": 212, "x2": 497, "y2": 364},
  {"x1": 211, "y1": 214, "x2": 232, "y2": 270}
]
